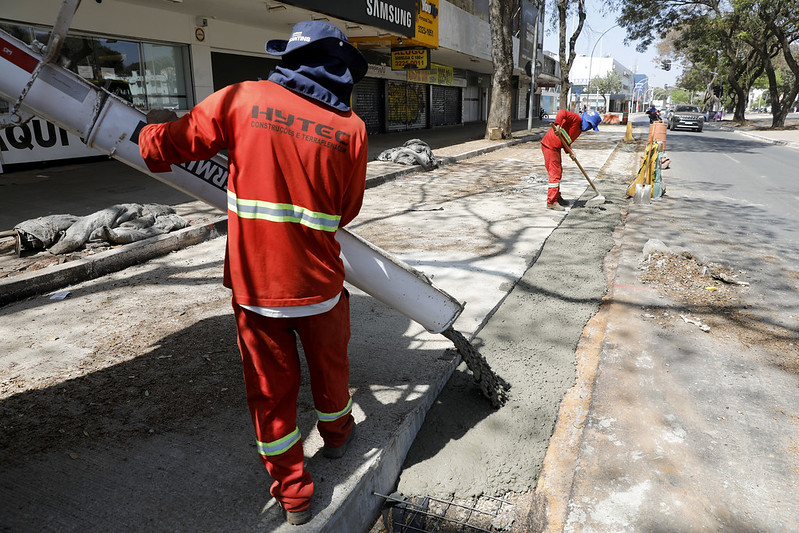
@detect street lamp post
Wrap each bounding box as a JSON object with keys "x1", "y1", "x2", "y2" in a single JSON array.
[
  {"x1": 633, "y1": 79, "x2": 647, "y2": 113},
  {"x1": 586, "y1": 24, "x2": 619, "y2": 111}
]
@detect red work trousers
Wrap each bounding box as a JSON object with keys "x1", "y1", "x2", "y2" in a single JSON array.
[
  {"x1": 541, "y1": 144, "x2": 564, "y2": 204},
  {"x1": 233, "y1": 291, "x2": 354, "y2": 513}
]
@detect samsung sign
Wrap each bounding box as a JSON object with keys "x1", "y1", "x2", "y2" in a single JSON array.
[{"x1": 281, "y1": 0, "x2": 415, "y2": 37}]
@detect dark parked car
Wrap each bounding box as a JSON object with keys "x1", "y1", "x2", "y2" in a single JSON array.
[{"x1": 668, "y1": 105, "x2": 705, "y2": 132}]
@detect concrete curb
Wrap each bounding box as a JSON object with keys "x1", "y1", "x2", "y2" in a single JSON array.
[
  {"x1": 0, "y1": 217, "x2": 227, "y2": 307},
  {"x1": 716, "y1": 124, "x2": 799, "y2": 150},
  {"x1": 0, "y1": 131, "x2": 544, "y2": 307}
]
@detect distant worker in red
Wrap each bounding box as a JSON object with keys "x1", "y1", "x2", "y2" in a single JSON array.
[
  {"x1": 540, "y1": 109, "x2": 601, "y2": 210},
  {"x1": 138, "y1": 21, "x2": 368, "y2": 526}
]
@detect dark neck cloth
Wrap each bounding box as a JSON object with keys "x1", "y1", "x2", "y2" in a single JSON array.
[{"x1": 268, "y1": 54, "x2": 354, "y2": 112}]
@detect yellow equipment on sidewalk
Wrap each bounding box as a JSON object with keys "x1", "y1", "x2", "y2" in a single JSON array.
[{"x1": 627, "y1": 122, "x2": 667, "y2": 200}]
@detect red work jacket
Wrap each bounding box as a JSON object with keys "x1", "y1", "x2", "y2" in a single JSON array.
[
  {"x1": 541, "y1": 109, "x2": 583, "y2": 150},
  {"x1": 139, "y1": 81, "x2": 368, "y2": 307}
]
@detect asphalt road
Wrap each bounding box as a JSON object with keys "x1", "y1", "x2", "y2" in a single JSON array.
[
  {"x1": 663, "y1": 126, "x2": 799, "y2": 328},
  {"x1": 559, "y1": 124, "x2": 799, "y2": 531}
]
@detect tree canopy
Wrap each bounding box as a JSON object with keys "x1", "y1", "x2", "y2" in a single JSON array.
[
  {"x1": 591, "y1": 70, "x2": 622, "y2": 111},
  {"x1": 609, "y1": 0, "x2": 799, "y2": 126}
]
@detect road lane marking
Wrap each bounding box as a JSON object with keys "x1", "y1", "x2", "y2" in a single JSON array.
[{"x1": 724, "y1": 154, "x2": 740, "y2": 164}]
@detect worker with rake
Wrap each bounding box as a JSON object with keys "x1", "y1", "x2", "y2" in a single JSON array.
[
  {"x1": 540, "y1": 109, "x2": 602, "y2": 210},
  {"x1": 139, "y1": 20, "x2": 368, "y2": 526}
]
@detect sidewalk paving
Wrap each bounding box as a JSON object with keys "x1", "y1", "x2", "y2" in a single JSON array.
[{"x1": 714, "y1": 112, "x2": 799, "y2": 149}]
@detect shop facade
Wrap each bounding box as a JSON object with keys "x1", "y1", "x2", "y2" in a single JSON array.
[{"x1": 1, "y1": 0, "x2": 545, "y2": 170}]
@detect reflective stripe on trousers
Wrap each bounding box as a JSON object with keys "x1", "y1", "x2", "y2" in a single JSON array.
[
  {"x1": 257, "y1": 426, "x2": 301, "y2": 456},
  {"x1": 316, "y1": 397, "x2": 352, "y2": 422}
]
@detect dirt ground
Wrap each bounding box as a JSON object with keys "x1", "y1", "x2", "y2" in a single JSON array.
[
  {"x1": 0, "y1": 237, "x2": 234, "y2": 461},
  {"x1": 637, "y1": 249, "x2": 799, "y2": 375}
]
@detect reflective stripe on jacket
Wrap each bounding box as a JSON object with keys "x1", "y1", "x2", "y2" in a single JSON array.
[{"x1": 227, "y1": 190, "x2": 341, "y2": 233}]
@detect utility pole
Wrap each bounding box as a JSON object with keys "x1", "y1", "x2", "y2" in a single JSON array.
[{"x1": 527, "y1": 0, "x2": 543, "y2": 130}]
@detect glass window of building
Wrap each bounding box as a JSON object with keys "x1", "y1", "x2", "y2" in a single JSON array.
[
  {"x1": 0, "y1": 22, "x2": 191, "y2": 110},
  {"x1": 142, "y1": 43, "x2": 190, "y2": 110}
]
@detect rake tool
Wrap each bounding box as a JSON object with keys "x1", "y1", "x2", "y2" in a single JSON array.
[{"x1": 551, "y1": 124, "x2": 606, "y2": 206}]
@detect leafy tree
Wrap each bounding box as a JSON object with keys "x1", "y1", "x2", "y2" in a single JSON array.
[
  {"x1": 591, "y1": 70, "x2": 622, "y2": 112},
  {"x1": 743, "y1": 0, "x2": 799, "y2": 127},
  {"x1": 668, "y1": 88, "x2": 692, "y2": 104},
  {"x1": 486, "y1": 0, "x2": 515, "y2": 139},
  {"x1": 609, "y1": 0, "x2": 772, "y2": 123}
]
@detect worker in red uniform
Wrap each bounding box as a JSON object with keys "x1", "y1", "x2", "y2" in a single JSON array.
[
  {"x1": 540, "y1": 109, "x2": 601, "y2": 210},
  {"x1": 138, "y1": 21, "x2": 368, "y2": 526}
]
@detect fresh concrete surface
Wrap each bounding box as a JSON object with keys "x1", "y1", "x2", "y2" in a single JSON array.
[{"x1": 395, "y1": 140, "x2": 633, "y2": 501}]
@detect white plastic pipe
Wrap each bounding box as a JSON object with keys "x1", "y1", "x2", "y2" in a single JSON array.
[{"x1": 0, "y1": 29, "x2": 463, "y2": 333}]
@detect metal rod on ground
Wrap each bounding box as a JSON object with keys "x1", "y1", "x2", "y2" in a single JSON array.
[{"x1": 550, "y1": 124, "x2": 606, "y2": 206}]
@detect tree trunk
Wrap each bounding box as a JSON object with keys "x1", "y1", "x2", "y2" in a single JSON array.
[
  {"x1": 731, "y1": 84, "x2": 747, "y2": 123},
  {"x1": 556, "y1": 0, "x2": 586, "y2": 110},
  {"x1": 557, "y1": 1, "x2": 570, "y2": 109},
  {"x1": 764, "y1": 18, "x2": 799, "y2": 129},
  {"x1": 486, "y1": 0, "x2": 514, "y2": 139}
]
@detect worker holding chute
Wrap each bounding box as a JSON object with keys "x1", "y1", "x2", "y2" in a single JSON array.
[
  {"x1": 540, "y1": 109, "x2": 601, "y2": 210},
  {"x1": 138, "y1": 20, "x2": 368, "y2": 526}
]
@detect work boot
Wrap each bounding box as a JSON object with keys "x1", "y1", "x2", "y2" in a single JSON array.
[
  {"x1": 546, "y1": 202, "x2": 565, "y2": 211},
  {"x1": 556, "y1": 197, "x2": 570, "y2": 207},
  {"x1": 279, "y1": 503, "x2": 312, "y2": 526},
  {"x1": 322, "y1": 423, "x2": 356, "y2": 459}
]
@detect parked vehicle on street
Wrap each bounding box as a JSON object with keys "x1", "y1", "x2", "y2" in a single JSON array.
[{"x1": 668, "y1": 105, "x2": 705, "y2": 132}]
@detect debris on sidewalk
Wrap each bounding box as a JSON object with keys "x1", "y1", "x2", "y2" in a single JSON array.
[
  {"x1": 376, "y1": 139, "x2": 439, "y2": 170},
  {"x1": 637, "y1": 240, "x2": 748, "y2": 308},
  {"x1": 642, "y1": 238, "x2": 672, "y2": 257},
  {"x1": 14, "y1": 203, "x2": 188, "y2": 256},
  {"x1": 680, "y1": 314, "x2": 711, "y2": 332}
]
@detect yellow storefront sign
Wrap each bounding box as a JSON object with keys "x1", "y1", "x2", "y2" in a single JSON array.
[
  {"x1": 414, "y1": 0, "x2": 439, "y2": 48},
  {"x1": 406, "y1": 64, "x2": 454, "y2": 86},
  {"x1": 391, "y1": 47, "x2": 431, "y2": 70}
]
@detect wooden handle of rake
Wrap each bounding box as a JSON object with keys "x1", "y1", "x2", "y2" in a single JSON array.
[{"x1": 551, "y1": 124, "x2": 602, "y2": 197}]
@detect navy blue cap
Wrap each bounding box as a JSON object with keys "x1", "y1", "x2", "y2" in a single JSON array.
[{"x1": 266, "y1": 20, "x2": 368, "y2": 82}]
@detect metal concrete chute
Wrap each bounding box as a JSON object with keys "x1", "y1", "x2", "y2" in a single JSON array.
[
  {"x1": 0, "y1": 25, "x2": 463, "y2": 332},
  {"x1": 0, "y1": 0, "x2": 80, "y2": 129}
]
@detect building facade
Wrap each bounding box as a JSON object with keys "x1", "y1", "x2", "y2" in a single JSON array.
[
  {"x1": 1, "y1": 0, "x2": 549, "y2": 169},
  {"x1": 568, "y1": 55, "x2": 634, "y2": 113}
]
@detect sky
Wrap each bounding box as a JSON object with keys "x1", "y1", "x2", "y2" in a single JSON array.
[{"x1": 541, "y1": 0, "x2": 680, "y2": 89}]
